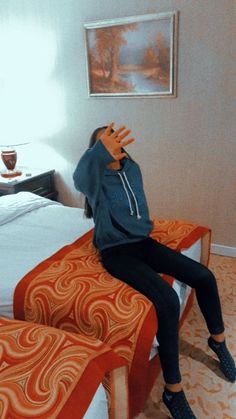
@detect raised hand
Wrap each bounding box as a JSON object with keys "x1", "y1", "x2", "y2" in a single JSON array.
[{"x1": 99, "y1": 123, "x2": 135, "y2": 161}]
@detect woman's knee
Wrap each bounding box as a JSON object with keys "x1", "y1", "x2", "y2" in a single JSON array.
[
  {"x1": 195, "y1": 266, "x2": 217, "y2": 290},
  {"x1": 154, "y1": 286, "x2": 180, "y2": 320}
]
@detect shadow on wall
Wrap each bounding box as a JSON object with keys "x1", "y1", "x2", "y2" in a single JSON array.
[{"x1": 0, "y1": 20, "x2": 66, "y2": 146}]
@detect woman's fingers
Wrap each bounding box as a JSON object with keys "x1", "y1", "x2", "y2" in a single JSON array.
[
  {"x1": 112, "y1": 126, "x2": 134, "y2": 148},
  {"x1": 104, "y1": 124, "x2": 131, "y2": 143},
  {"x1": 110, "y1": 125, "x2": 126, "y2": 138},
  {"x1": 103, "y1": 122, "x2": 114, "y2": 136},
  {"x1": 119, "y1": 137, "x2": 135, "y2": 148},
  {"x1": 116, "y1": 129, "x2": 131, "y2": 142},
  {"x1": 100, "y1": 123, "x2": 135, "y2": 159}
]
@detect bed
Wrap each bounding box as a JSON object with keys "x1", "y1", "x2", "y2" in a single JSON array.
[{"x1": 0, "y1": 192, "x2": 211, "y2": 417}]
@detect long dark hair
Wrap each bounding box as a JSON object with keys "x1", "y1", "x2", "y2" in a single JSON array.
[{"x1": 84, "y1": 125, "x2": 133, "y2": 218}]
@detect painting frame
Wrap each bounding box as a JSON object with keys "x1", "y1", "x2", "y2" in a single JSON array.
[{"x1": 84, "y1": 11, "x2": 179, "y2": 98}]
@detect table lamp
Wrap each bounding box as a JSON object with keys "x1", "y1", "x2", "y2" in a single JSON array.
[{"x1": 0, "y1": 142, "x2": 28, "y2": 178}]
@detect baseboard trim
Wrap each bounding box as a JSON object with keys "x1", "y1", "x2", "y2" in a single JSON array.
[{"x1": 211, "y1": 244, "x2": 236, "y2": 257}]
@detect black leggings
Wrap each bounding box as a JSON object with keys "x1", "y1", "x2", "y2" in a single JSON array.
[{"x1": 101, "y1": 237, "x2": 224, "y2": 384}]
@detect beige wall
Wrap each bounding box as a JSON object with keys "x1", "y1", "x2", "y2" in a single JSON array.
[{"x1": 0, "y1": 0, "x2": 235, "y2": 247}]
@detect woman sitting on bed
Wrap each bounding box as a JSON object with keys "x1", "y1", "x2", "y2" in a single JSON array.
[{"x1": 73, "y1": 123, "x2": 236, "y2": 419}]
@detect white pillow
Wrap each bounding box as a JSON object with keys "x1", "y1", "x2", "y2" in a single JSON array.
[{"x1": 0, "y1": 191, "x2": 61, "y2": 225}]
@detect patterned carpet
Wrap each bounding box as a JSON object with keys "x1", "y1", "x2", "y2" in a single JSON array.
[{"x1": 136, "y1": 254, "x2": 236, "y2": 419}]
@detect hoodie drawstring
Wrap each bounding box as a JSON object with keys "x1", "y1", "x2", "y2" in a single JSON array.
[
  {"x1": 117, "y1": 172, "x2": 142, "y2": 220},
  {"x1": 117, "y1": 172, "x2": 134, "y2": 216}
]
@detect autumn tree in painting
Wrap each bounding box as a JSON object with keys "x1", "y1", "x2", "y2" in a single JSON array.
[
  {"x1": 143, "y1": 32, "x2": 170, "y2": 86},
  {"x1": 89, "y1": 24, "x2": 137, "y2": 93},
  {"x1": 156, "y1": 32, "x2": 170, "y2": 79},
  {"x1": 144, "y1": 47, "x2": 159, "y2": 68}
]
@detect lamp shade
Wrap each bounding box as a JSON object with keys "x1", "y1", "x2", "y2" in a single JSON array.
[{"x1": 0, "y1": 141, "x2": 29, "y2": 147}]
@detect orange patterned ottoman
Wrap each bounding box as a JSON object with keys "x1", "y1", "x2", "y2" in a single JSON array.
[{"x1": 0, "y1": 317, "x2": 128, "y2": 419}]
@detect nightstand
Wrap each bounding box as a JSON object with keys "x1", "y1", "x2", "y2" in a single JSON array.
[{"x1": 0, "y1": 168, "x2": 58, "y2": 200}]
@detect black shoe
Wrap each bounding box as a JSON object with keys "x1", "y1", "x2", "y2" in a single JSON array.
[
  {"x1": 208, "y1": 336, "x2": 236, "y2": 382},
  {"x1": 162, "y1": 387, "x2": 197, "y2": 419}
]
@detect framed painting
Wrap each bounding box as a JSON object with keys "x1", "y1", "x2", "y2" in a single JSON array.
[{"x1": 84, "y1": 11, "x2": 179, "y2": 98}]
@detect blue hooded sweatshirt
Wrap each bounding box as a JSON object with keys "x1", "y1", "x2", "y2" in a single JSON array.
[{"x1": 73, "y1": 140, "x2": 153, "y2": 251}]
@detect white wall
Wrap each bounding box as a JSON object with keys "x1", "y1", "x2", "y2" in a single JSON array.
[{"x1": 0, "y1": 0, "x2": 235, "y2": 247}]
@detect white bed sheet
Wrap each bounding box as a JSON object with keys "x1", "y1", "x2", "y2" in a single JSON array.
[{"x1": 84, "y1": 383, "x2": 108, "y2": 419}]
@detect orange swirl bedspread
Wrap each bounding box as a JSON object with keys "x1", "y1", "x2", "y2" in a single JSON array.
[
  {"x1": 13, "y1": 218, "x2": 211, "y2": 417},
  {"x1": 0, "y1": 316, "x2": 128, "y2": 419}
]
